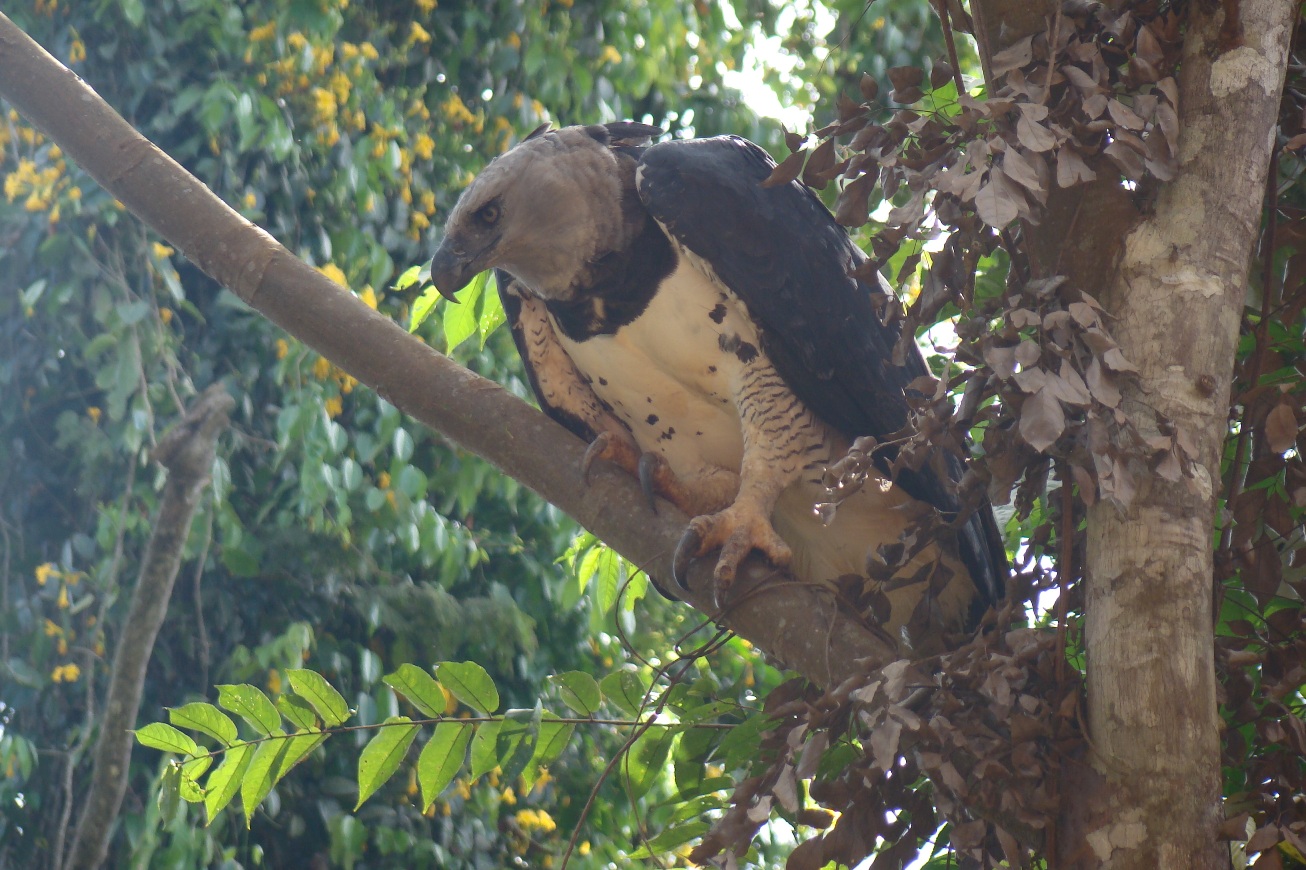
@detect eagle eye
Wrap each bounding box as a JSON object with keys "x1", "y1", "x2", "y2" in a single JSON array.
[{"x1": 475, "y1": 202, "x2": 501, "y2": 227}]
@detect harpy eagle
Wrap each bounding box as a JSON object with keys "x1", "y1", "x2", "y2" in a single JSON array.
[{"x1": 429, "y1": 122, "x2": 1006, "y2": 638}]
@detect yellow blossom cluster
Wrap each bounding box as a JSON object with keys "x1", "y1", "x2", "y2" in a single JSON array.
[
  {"x1": 51, "y1": 663, "x2": 81, "y2": 683},
  {"x1": 514, "y1": 808, "x2": 557, "y2": 834},
  {"x1": 441, "y1": 93, "x2": 481, "y2": 132},
  {"x1": 4, "y1": 147, "x2": 77, "y2": 224}
]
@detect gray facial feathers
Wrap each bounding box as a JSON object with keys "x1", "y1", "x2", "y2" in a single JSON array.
[{"x1": 437, "y1": 126, "x2": 648, "y2": 300}]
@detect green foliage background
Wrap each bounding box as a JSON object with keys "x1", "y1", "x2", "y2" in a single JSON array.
[{"x1": 0, "y1": 0, "x2": 946, "y2": 867}]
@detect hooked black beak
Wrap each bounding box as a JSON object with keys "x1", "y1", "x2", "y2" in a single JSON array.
[{"x1": 427, "y1": 241, "x2": 479, "y2": 302}]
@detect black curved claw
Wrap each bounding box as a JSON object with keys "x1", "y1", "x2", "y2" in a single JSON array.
[
  {"x1": 580, "y1": 434, "x2": 610, "y2": 486},
  {"x1": 637, "y1": 453, "x2": 661, "y2": 514},
  {"x1": 671, "y1": 526, "x2": 702, "y2": 593}
]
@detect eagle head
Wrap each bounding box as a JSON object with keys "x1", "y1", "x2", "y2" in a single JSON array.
[{"x1": 428, "y1": 123, "x2": 660, "y2": 302}]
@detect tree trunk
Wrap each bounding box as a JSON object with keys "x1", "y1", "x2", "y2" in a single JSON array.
[{"x1": 1074, "y1": 2, "x2": 1294, "y2": 867}]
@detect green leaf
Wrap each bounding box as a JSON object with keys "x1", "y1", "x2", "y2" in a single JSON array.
[
  {"x1": 435, "y1": 661, "x2": 499, "y2": 713},
  {"x1": 549, "y1": 671, "x2": 602, "y2": 717},
  {"x1": 216, "y1": 684, "x2": 282, "y2": 736},
  {"x1": 529, "y1": 713, "x2": 575, "y2": 769},
  {"x1": 276, "y1": 693, "x2": 319, "y2": 732},
  {"x1": 600, "y1": 669, "x2": 651, "y2": 718},
  {"x1": 393, "y1": 263, "x2": 424, "y2": 293},
  {"x1": 355, "y1": 716, "x2": 420, "y2": 809},
  {"x1": 623, "y1": 726, "x2": 680, "y2": 799},
  {"x1": 135, "y1": 723, "x2": 201, "y2": 757},
  {"x1": 627, "y1": 821, "x2": 711, "y2": 859},
  {"x1": 204, "y1": 743, "x2": 254, "y2": 824},
  {"x1": 168, "y1": 703, "x2": 238, "y2": 747},
  {"x1": 179, "y1": 757, "x2": 207, "y2": 804},
  {"x1": 594, "y1": 546, "x2": 624, "y2": 613},
  {"x1": 468, "y1": 719, "x2": 503, "y2": 781},
  {"x1": 273, "y1": 731, "x2": 328, "y2": 788},
  {"x1": 240, "y1": 734, "x2": 289, "y2": 826},
  {"x1": 496, "y1": 708, "x2": 539, "y2": 786},
  {"x1": 417, "y1": 721, "x2": 473, "y2": 810},
  {"x1": 286, "y1": 669, "x2": 350, "y2": 727},
  {"x1": 441, "y1": 270, "x2": 486, "y2": 351},
  {"x1": 158, "y1": 763, "x2": 182, "y2": 821},
  {"x1": 476, "y1": 275, "x2": 506, "y2": 348},
  {"x1": 409, "y1": 286, "x2": 440, "y2": 333},
  {"x1": 384, "y1": 664, "x2": 446, "y2": 718}
]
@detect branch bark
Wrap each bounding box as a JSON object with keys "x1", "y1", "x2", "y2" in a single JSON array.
[
  {"x1": 63, "y1": 385, "x2": 234, "y2": 870},
  {"x1": 0, "y1": 14, "x2": 898, "y2": 693},
  {"x1": 1077, "y1": 3, "x2": 1294, "y2": 867}
]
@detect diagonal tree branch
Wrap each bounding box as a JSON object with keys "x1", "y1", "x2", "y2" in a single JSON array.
[
  {"x1": 63, "y1": 385, "x2": 234, "y2": 870},
  {"x1": 0, "y1": 13, "x2": 897, "y2": 691}
]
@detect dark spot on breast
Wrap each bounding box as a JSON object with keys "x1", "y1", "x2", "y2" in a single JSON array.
[
  {"x1": 598, "y1": 377, "x2": 608, "y2": 386},
  {"x1": 658, "y1": 427, "x2": 676, "y2": 441},
  {"x1": 708, "y1": 303, "x2": 727, "y2": 324},
  {"x1": 718, "y1": 333, "x2": 739, "y2": 354},
  {"x1": 735, "y1": 341, "x2": 759, "y2": 364},
  {"x1": 695, "y1": 431, "x2": 703, "y2": 436},
  {"x1": 646, "y1": 396, "x2": 653, "y2": 403},
  {"x1": 707, "y1": 365, "x2": 717, "y2": 374},
  {"x1": 646, "y1": 414, "x2": 659, "y2": 426}
]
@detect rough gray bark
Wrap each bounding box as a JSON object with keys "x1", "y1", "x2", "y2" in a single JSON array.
[
  {"x1": 63, "y1": 385, "x2": 234, "y2": 870},
  {"x1": 0, "y1": 13, "x2": 897, "y2": 694},
  {"x1": 1077, "y1": 2, "x2": 1295, "y2": 866}
]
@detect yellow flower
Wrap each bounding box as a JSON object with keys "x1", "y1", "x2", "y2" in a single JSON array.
[
  {"x1": 287, "y1": 32, "x2": 308, "y2": 51},
  {"x1": 44, "y1": 619, "x2": 62, "y2": 636},
  {"x1": 411, "y1": 212, "x2": 430, "y2": 231},
  {"x1": 419, "y1": 191, "x2": 437, "y2": 216},
  {"x1": 360, "y1": 42, "x2": 379, "y2": 60},
  {"x1": 506, "y1": 33, "x2": 521, "y2": 49},
  {"x1": 453, "y1": 778, "x2": 472, "y2": 800},
  {"x1": 87, "y1": 407, "x2": 102, "y2": 425},
  {"x1": 378, "y1": 472, "x2": 391, "y2": 489},
  {"x1": 275, "y1": 338, "x2": 290, "y2": 359},
  {"x1": 57, "y1": 637, "x2": 68, "y2": 655},
  {"x1": 514, "y1": 809, "x2": 557, "y2": 833},
  {"x1": 267, "y1": 668, "x2": 282, "y2": 694},
  {"x1": 338, "y1": 373, "x2": 357, "y2": 394},
  {"x1": 152, "y1": 242, "x2": 174, "y2": 259},
  {"x1": 532, "y1": 768, "x2": 552, "y2": 793},
  {"x1": 443, "y1": 684, "x2": 458, "y2": 714},
  {"x1": 416, "y1": 0, "x2": 437, "y2": 10},
  {"x1": 57, "y1": 585, "x2": 70, "y2": 609},
  {"x1": 68, "y1": 36, "x2": 86, "y2": 65},
  {"x1": 501, "y1": 787, "x2": 516, "y2": 805},
  {"x1": 318, "y1": 263, "x2": 348, "y2": 286},
  {"x1": 36, "y1": 563, "x2": 58, "y2": 585},
  {"x1": 313, "y1": 357, "x2": 332, "y2": 380},
  {"x1": 243, "y1": 191, "x2": 257, "y2": 209},
  {"x1": 24, "y1": 192, "x2": 48, "y2": 212},
  {"x1": 52, "y1": 663, "x2": 82, "y2": 683},
  {"x1": 311, "y1": 87, "x2": 338, "y2": 124},
  {"x1": 413, "y1": 132, "x2": 435, "y2": 161},
  {"x1": 359, "y1": 286, "x2": 378, "y2": 309},
  {"x1": 408, "y1": 23, "x2": 432, "y2": 44},
  {"x1": 599, "y1": 45, "x2": 622, "y2": 65},
  {"x1": 441, "y1": 94, "x2": 477, "y2": 126},
  {"x1": 250, "y1": 21, "x2": 277, "y2": 42},
  {"x1": 324, "y1": 396, "x2": 343, "y2": 418}
]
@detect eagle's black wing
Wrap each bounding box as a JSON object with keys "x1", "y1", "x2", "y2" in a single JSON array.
[{"x1": 637, "y1": 135, "x2": 1006, "y2": 605}]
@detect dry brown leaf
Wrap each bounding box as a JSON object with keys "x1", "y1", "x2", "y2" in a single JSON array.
[
  {"x1": 1015, "y1": 339, "x2": 1041, "y2": 367},
  {"x1": 1104, "y1": 139, "x2": 1146, "y2": 179},
  {"x1": 991, "y1": 35, "x2": 1034, "y2": 76},
  {"x1": 1082, "y1": 92, "x2": 1109, "y2": 118},
  {"x1": 763, "y1": 149, "x2": 806, "y2": 188},
  {"x1": 859, "y1": 73, "x2": 879, "y2": 102},
  {"x1": 975, "y1": 167, "x2": 1025, "y2": 228},
  {"x1": 1017, "y1": 113, "x2": 1058, "y2": 152},
  {"x1": 1014, "y1": 367, "x2": 1049, "y2": 393},
  {"x1": 1056, "y1": 148, "x2": 1098, "y2": 187},
  {"x1": 1102, "y1": 346, "x2": 1140, "y2": 373},
  {"x1": 1003, "y1": 147, "x2": 1044, "y2": 193},
  {"x1": 985, "y1": 344, "x2": 1017, "y2": 380},
  {"x1": 1107, "y1": 98, "x2": 1146, "y2": 130},
  {"x1": 1062, "y1": 64, "x2": 1101, "y2": 92},
  {"x1": 1265, "y1": 401, "x2": 1300, "y2": 453},
  {"x1": 1019, "y1": 388, "x2": 1066, "y2": 452},
  {"x1": 870, "y1": 718, "x2": 903, "y2": 772}
]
